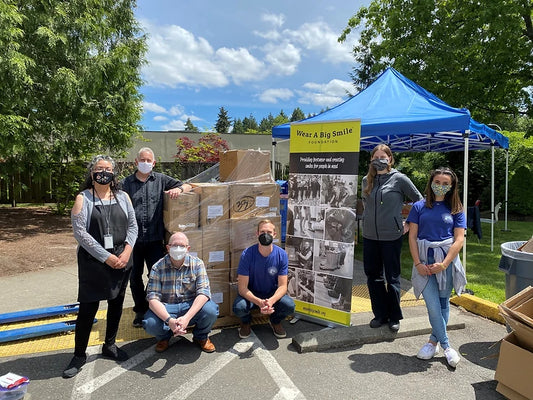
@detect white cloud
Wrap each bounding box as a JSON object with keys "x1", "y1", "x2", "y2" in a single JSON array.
[
  {"x1": 142, "y1": 23, "x2": 229, "y2": 88},
  {"x1": 297, "y1": 79, "x2": 354, "y2": 107},
  {"x1": 162, "y1": 119, "x2": 186, "y2": 131},
  {"x1": 258, "y1": 88, "x2": 294, "y2": 103},
  {"x1": 263, "y1": 42, "x2": 301, "y2": 75},
  {"x1": 261, "y1": 13, "x2": 285, "y2": 28},
  {"x1": 285, "y1": 21, "x2": 354, "y2": 64},
  {"x1": 153, "y1": 115, "x2": 168, "y2": 121},
  {"x1": 215, "y1": 47, "x2": 266, "y2": 84},
  {"x1": 168, "y1": 105, "x2": 185, "y2": 117},
  {"x1": 143, "y1": 101, "x2": 167, "y2": 113}
]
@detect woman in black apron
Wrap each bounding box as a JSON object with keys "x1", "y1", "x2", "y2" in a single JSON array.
[{"x1": 63, "y1": 155, "x2": 138, "y2": 378}]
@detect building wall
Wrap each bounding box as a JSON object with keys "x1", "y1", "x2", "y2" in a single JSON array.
[{"x1": 122, "y1": 131, "x2": 290, "y2": 168}]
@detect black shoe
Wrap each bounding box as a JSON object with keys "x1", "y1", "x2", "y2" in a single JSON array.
[
  {"x1": 389, "y1": 320, "x2": 400, "y2": 331},
  {"x1": 369, "y1": 318, "x2": 386, "y2": 328},
  {"x1": 102, "y1": 344, "x2": 129, "y2": 361},
  {"x1": 132, "y1": 313, "x2": 144, "y2": 328},
  {"x1": 62, "y1": 355, "x2": 87, "y2": 379}
]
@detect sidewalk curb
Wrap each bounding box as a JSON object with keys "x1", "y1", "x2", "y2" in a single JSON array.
[{"x1": 450, "y1": 294, "x2": 505, "y2": 324}]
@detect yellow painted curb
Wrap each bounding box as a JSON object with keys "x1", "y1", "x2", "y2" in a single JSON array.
[{"x1": 450, "y1": 294, "x2": 505, "y2": 324}]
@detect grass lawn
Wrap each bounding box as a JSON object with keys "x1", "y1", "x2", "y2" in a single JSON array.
[{"x1": 356, "y1": 219, "x2": 533, "y2": 305}]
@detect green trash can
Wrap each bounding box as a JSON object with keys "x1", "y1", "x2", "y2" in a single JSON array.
[{"x1": 499, "y1": 241, "x2": 533, "y2": 299}]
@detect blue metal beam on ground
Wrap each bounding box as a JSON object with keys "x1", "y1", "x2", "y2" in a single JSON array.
[
  {"x1": 0, "y1": 303, "x2": 80, "y2": 324},
  {"x1": 0, "y1": 319, "x2": 96, "y2": 343}
]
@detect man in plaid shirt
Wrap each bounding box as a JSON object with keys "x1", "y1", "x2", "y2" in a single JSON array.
[{"x1": 142, "y1": 232, "x2": 218, "y2": 353}]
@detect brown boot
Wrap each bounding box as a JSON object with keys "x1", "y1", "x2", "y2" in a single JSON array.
[
  {"x1": 193, "y1": 337, "x2": 216, "y2": 353},
  {"x1": 239, "y1": 323, "x2": 251, "y2": 339}
]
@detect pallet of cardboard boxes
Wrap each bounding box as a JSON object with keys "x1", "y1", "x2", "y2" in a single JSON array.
[
  {"x1": 495, "y1": 285, "x2": 533, "y2": 399},
  {"x1": 162, "y1": 150, "x2": 280, "y2": 321}
]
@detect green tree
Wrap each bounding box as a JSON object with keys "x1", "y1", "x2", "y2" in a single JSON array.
[
  {"x1": 290, "y1": 107, "x2": 305, "y2": 122},
  {"x1": 259, "y1": 113, "x2": 275, "y2": 133},
  {"x1": 339, "y1": 0, "x2": 533, "y2": 135},
  {"x1": 0, "y1": 0, "x2": 146, "y2": 211},
  {"x1": 242, "y1": 114, "x2": 258, "y2": 133},
  {"x1": 214, "y1": 106, "x2": 231, "y2": 133},
  {"x1": 184, "y1": 117, "x2": 199, "y2": 132},
  {"x1": 232, "y1": 118, "x2": 244, "y2": 133}
]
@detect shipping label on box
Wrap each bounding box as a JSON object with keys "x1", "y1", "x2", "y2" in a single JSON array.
[
  {"x1": 219, "y1": 149, "x2": 271, "y2": 183},
  {"x1": 202, "y1": 221, "x2": 230, "y2": 271},
  {"x1": 163, "y1": 192, "x2": 200, "y2": 232},
  {"x1": 207, "y1": 269, "x2": 230, "y2": 317},
  {"x1": 192, "y1": 183, "x2": 230, "y2": 227},
  {"x1": 229, "y1": 183, "x2": 280, "y2": 219},
  {"x1": 495, "y1": 332, "x2": 533, "y2": 399}
]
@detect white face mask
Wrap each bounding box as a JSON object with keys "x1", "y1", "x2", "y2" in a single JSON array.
[
  {"x1": 137, "y1": 161, "x2": 153, "y2": 174},
  {"x1": 169, "y1": 245, "x2": 187, "y2": 261}
]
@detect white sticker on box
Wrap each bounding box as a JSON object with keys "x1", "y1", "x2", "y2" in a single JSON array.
[
  {"x1": 207, "y1": 205, "x2": 224, "y2": 219},
  {"x1": 256, "y1": 196, "x2": 270, "y2": 207},
  {"x1": 211, "y1": 292, "x2": 223, "y2": 304},
  {"x1": 209, "y1": 251, "x2": 225, "y2": 263}
]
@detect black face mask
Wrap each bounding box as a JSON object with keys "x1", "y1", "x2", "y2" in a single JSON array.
[
  {"x1": 258, "y1": 233, "x2": 273, "y2": 246},
  {"x1": 93, "y1": 171, "x2": 114, "y2": 185}
]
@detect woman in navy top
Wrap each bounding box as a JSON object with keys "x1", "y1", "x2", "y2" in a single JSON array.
[{"x1": 406, "y1": 167, "x2": 467, "y2": 368}]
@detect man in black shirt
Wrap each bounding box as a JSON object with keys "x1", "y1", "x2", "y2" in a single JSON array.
[{"x1": 122, "y1": 147, "x2": 192, "y2": 327}]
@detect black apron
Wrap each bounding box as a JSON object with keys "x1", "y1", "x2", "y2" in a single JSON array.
[{"x1": 77, "y1": 199, "x2": 132, "y2": 302}]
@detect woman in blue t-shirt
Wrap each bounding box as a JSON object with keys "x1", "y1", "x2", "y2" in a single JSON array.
[{"x1": 406, "y1": 167, "x2": 467, "y2": 368}]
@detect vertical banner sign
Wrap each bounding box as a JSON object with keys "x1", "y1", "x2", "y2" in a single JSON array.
[{"x1": 285, "y1": 120, "x2": 360, "y2": 326}]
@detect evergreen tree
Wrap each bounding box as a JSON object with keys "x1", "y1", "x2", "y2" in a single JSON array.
[
  {"x1": 232, "y1": 118, "x2": 244, "y2": 134},
  {"x1": 184, "y1": 118, "x2": 199, "y2": 132},
  {"x1": 214, "y1": 106, "x2": 231, "y2": 133},
  {"x1": 290, "y1": 107, "x2": 306, "y2": 122}
]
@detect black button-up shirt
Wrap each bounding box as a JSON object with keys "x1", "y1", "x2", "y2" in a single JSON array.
[{"x1": 121, "y1": 171, "x2": 182, "y2": 243}]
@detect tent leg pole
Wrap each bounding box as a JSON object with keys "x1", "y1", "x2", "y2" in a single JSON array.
[
  {"x1": 462, "y1": 134, "x2": 469, "y2": 270},
  {"x1": 503, "y1": 149, "x2": 511, "y2": 232},
  {"x1": 491, "y1": 144, "x2": 495, "y2": 251}
]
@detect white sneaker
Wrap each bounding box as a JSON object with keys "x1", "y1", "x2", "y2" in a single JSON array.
[
  {"x1": 417, "y1": 342, "x2": 440, "y2": 360},
  {"x1": 444, "y1": 347, "x2": 460, "y2": 368}
]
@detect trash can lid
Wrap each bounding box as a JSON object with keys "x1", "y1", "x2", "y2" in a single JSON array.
[{"x1": 501, "y1": 241, "x2": 533, "y2": 262}]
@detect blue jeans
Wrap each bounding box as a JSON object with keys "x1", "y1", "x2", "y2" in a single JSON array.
[
  {"x1": 232, "y1": 294, "x2": 295, "y2": 324},
  {"x1": 143, "y1": 300, "x2": 218, "y2": 341},
  {"x1": 422, "y1": 254, "x2": 453, "y2": 349}
]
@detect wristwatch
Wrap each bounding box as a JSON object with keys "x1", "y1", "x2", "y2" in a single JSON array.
[{"x1": 164, "y1": 316, "x2": 172, "y2": 325}]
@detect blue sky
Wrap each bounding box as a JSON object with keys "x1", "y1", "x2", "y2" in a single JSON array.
[{"x1": 135, "y1": 0, "x2": 369, "y2": 132}]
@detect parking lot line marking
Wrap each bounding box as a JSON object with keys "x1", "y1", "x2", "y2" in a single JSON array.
[
  {"x1": 163, "y1": 339, "x2": 256, "y2": 400},
  {"x1": 74, "y1": 344, "x2": 156, "y2": 395}
]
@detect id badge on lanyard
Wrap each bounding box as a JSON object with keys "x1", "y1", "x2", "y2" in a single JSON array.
[{"x1": 104, "y1": 234, "x2": 114, "y2": 250}]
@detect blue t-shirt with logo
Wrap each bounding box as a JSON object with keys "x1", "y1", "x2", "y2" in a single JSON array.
[
  {"x1": 406, "y1": 199, "x2": 466, "y2": 241},
  {"x1": 237, "y1": 244, "x2": 288, "y2": 298}
]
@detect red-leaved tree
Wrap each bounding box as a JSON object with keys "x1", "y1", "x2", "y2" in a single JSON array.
[{"x1": 175, "y1": 133, "x2": 230, "y2": 163}]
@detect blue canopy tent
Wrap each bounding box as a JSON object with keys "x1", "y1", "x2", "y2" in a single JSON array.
[{"x1": 272, "y1": 67, "x2": 509, "y2": 257}]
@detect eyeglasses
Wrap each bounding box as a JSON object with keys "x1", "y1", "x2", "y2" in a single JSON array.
[{"x1": 93, "y1": 167, "x2": 113, "y2": 172}]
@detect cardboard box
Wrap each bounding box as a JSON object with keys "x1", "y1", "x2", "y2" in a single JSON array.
[
  {"x1": 495, "y1": 332, "x2": 533, "y2": 399},
  {"x1": 496, "y1": 382, "x2": 530, "y2": 400},
  {"x1": 219, "y1": 149, "x2": 272, "y2": 183},
  {"x1": 229, "y1": 182, "x2": 280, "y2": 219},
  {"x1": 501, "y1": 286, "x2": 533, "y2": 311},
  {"x1": 192, "y1": 183, "x2": 230, "y2": 227},
  {"x1": 163, "y1": 192, "x2": 200, "y2": 232},
  {"x1": 207, "y1": 269, "x2": 230, "y2": 317},
  {"x1": 202, "y1": 221, "x2": 230, "y2": 271},
  {"x1": 502, "y1": 313, "x2": 533, "y2": 352},
  {"x1": 230, "y1": 216, "x2": 281, "y2": 252},
  {"x1": 518, "y1": 238, "x2": 533, "y2": 253}
]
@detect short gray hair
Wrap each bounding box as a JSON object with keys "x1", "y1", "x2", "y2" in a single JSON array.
[
  {"x1": 137, "y1": 147, "x2": 155, "y2": 159},
  {"x1": 88, "y1": 155, "x2": 116, "y2": 171}
]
